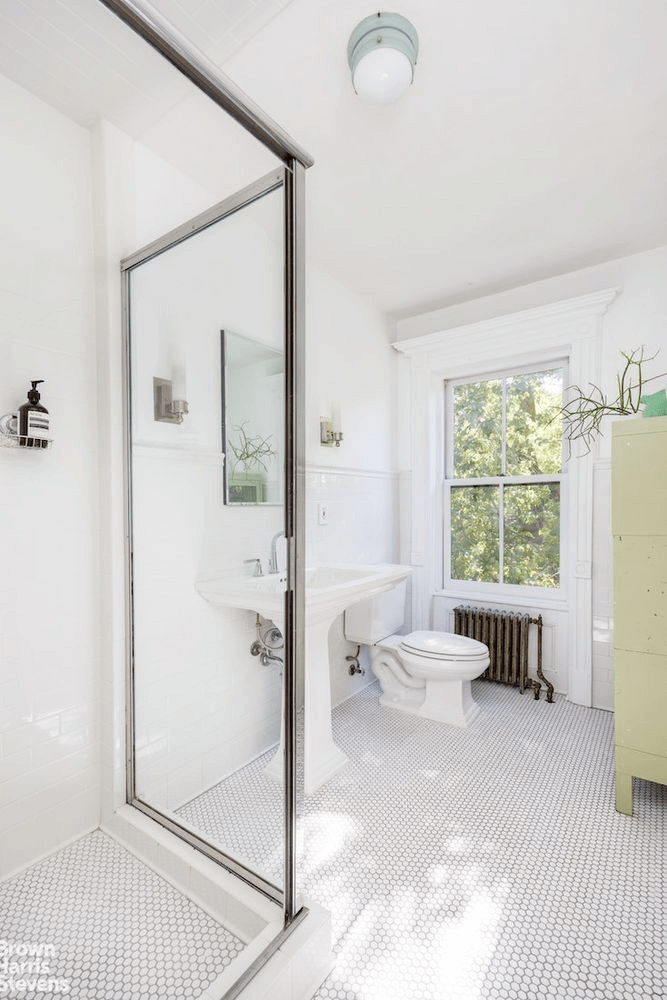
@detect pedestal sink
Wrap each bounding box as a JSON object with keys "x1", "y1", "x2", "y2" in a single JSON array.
[{"x1": 196, "y1": 562, "x2": 413, "y2": 794}]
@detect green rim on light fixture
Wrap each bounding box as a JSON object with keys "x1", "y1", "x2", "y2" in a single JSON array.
[{"x1": 347, "y1": 11, "x2": 419, "y2": 84}]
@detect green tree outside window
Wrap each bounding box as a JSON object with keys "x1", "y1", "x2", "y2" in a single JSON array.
[{"x1": 448, "y1": 368, "x2": 563, "y2": 588}]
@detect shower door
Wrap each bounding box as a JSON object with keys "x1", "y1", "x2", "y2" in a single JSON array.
[{"x1": 122, "y1": 168, "x2": 303, "y2": 906}]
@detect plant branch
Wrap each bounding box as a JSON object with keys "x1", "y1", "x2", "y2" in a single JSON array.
[
  {"x1": 558, "y1": 347, "x2": 665, "y2": 457},
  {"x1": 228, "y1": 422, "x2": 276, "y2": 473}
]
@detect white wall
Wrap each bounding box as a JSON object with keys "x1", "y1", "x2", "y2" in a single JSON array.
[
  {"x1": 396, "y1": 245, "x2": 667, "y2": 710},
  {"x1": 305, "y1": 265, "x2": 398, "y2": 474},
  {"x1": 305, "y1": 267, "x2": 401, "y2": 705},
  {"x1": 0, "y1": 74, "x2": 99, "y2": 877},
  {"x1": 133, "y1": 142, "x2": 223, "y2": 250}
]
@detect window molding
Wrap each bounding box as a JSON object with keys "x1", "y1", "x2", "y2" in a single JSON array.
[{"x1": 393, "y1": 287, "x2": 619, "y2": 706}]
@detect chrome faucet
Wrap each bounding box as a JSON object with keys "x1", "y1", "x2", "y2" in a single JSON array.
[
  {"x1": 243, "y1": 557, "x2": 263, "y2": 577},
  {"x1": 269, "y1": 531, "x2": 286, "y2": 574}
]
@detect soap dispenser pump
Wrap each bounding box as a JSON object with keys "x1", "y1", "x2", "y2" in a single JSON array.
[{"x1": 18, "y1": 380, "x2": 49, "y2": 442}]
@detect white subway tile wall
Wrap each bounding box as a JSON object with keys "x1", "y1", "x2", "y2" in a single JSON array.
[
  {"x1": 132, "y1": 450, "x2": 284, "y2": 810},
  {"x1": 0, "y1": 74, "x2": 99, "y2": 879},
  {"x1": 306, "y1": 467, "x2": 401, "y2": 709}
]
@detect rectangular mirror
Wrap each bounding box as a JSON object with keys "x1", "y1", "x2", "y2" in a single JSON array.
[{"x1": 222, "y1": 329, "x2": 284, "y2": 504}]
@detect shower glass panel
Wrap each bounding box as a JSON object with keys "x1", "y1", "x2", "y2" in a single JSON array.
[{"x1": 126, "y1": 173, "x2": 288, "y2": 898}]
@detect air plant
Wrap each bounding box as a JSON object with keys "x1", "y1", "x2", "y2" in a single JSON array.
[
  {"x1": 560, "y1": 346, "x2": 665, "y2": 455},
  {"x1": 228, "y1": 422, "x2": 276, "y2": 473}
]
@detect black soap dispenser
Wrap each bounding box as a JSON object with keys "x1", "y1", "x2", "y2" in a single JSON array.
[{"x1": 18, "y1": 380, "x2": 49, "y2": 445}]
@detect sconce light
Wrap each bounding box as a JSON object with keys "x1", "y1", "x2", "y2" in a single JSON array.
[
  {"x1": 347, "y1": 12, "x2": 419, "y2": 105},
  {"x1": 320, "y1": 415, "x2": 343, "y2": 448},
  {"x1": 153, "y1": 376, "x2": 189, "y2": 425}
]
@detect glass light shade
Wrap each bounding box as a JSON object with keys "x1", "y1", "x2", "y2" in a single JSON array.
[
  {"x1": 172, "y1": 361, "x2": 187, "y2": 400},
  {"x1": 352, "y1": 47, "x2": 414, "y2": 104}
]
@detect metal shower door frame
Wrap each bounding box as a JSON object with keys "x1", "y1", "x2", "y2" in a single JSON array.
[{"x1": 103, "y1": 0, "x2": 309, "y2": 931}]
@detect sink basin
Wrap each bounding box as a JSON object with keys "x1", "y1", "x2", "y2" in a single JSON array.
[
  {"x1": 196, "y1": 571, "x2": 287, "y2": 621},
  {"x1": 196, "y1": 562, "x2": 412, "y2": 625},
  {"x1": 196, "y1": 562, "x2": 413, "y2": 794}
]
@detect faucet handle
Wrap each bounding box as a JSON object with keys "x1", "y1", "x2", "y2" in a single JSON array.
[{"x1": 243, "y1": 558, "x2": 263, "y2": 577}]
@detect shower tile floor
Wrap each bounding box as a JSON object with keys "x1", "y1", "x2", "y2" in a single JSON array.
[
  {"x1": 180, "y1": 680, "x2": 666, "y2": 1000},
  {"x1": 0, "y1": 829, "x2": 245, "y2": 999}
]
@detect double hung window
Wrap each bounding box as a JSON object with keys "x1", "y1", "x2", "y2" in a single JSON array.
[{"x1": 444, "y1": 363, "x2": 565, "y2": 593}]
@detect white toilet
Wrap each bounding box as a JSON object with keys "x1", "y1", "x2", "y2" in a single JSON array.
[{"x1": 344, "y1": 581, "x2": 490, "y2": 727}]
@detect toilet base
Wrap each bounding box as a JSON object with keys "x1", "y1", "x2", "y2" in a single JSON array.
[{"x1": 378, "y1": 677, "x2": 480, "y2": 728}]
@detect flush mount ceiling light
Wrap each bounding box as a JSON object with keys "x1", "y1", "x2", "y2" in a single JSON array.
[{"x1": 347, "y1": 11, "x2": 419, "y2": 105}]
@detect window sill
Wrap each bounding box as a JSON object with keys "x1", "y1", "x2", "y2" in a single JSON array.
[{"x1": 435, "y1": 587, "x2": 569, "y2": 613}]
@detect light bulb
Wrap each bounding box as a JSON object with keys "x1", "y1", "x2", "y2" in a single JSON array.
[{"x1": 353, "y1": 47, "x2": 414, "y2": 104}]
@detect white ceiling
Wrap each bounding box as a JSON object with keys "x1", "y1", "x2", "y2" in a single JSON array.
[
  {"x1": 2, "y1": 0, "x2": 667, "y2": 318},
  {"x1": 0, "y1": 0, "x2": 296, "y2": 135}
]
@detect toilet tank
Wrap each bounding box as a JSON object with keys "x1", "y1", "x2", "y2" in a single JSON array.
[{"x1": 344, "y1": 580, "x2": 407, "y2": 644}]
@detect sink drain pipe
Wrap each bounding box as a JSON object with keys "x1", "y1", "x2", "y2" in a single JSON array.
[{"x1": 251, "y1": 614, "x2": 284, "y2": 668}]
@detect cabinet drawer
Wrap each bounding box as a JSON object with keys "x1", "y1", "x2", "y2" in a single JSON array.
[
  {"x1": 612, "y1": 421, "x2": 667, "y2": 535},
  {"x1": 614, "y1": 649, "x2": 667, "y2": 757},
  {"x1": 614, "y1": 536, "x2": 667, "y2": 655}
]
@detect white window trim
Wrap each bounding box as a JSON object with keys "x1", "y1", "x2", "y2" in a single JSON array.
[{"x1": 392, "y1": 288, "x2": 619, "y2": 707}]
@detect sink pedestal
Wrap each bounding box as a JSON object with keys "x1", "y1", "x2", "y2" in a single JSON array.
[
  {"x1": 264, "y1": 617, "x2": 349, "y2": 795},
  {"x1": 196, "y1": 564, "x2": 413, "y2": 796}
]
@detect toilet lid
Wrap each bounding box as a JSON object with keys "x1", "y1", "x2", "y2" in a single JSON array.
[{"x1": 400, "y1": 631, "x2": 488, "y2": 658}]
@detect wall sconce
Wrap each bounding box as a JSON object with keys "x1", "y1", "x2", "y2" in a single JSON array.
[
  {"x1": 153, "y1": 376, "x2": 189, "y2": 425},
  {"x1": 320, "y1": 415, "x2": 343, "y2": 447},
  {"x1": 347, "y1": 12, "x2": 419, "y2": 105}
]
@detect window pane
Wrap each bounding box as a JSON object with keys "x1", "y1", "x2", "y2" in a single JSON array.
[
  {"x1": 504, "y1": 483, "x2": 560, "y2": 587},
  {"x1": 451, "y1": 486, "x2": 499, "y2": 582},
  {"x1": 453, "y1": 380, "x2": 502, "y2": 477},
  {"x1": 506, "y1": 369, "x2": 563, "y2": 475}
]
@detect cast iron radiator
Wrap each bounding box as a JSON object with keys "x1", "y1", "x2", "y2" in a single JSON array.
[{"x1": 453, "y1": 605, "x2": 554, "y2": 703}]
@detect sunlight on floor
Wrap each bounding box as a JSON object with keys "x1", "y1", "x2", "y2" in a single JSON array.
[
  {"x1": 299, "y1": 811, "x2": 358, "y2": 873},
  {"x1": 326, "y1": 885, "x2": 504, "y2": 1000},
  {"x1": 433, "y1": 892, "x2": 504, "y2": 999}
]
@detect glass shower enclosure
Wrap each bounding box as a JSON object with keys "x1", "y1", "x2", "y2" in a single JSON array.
[
  {"x1": 123, "y1": 168, "x2": 298, "y2": 894},
  {"x1": 98, "y1": 2, "x2": 312, "y2": 989}
]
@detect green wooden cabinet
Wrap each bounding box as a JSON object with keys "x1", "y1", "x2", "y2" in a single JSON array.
[{"x1": 612, "y1": 415, "x2": 667, "y2": 814}]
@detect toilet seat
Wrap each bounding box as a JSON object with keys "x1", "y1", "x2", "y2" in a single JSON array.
[
  {"x1": 346, "y1": 582, "x2": 489, "y2": 727},
  {"x1": 400, "y1": 630, "x2": 488, "y2": 660},
  {"x1": 370, "y1": 629, "x2": 489, "y2": 727}
]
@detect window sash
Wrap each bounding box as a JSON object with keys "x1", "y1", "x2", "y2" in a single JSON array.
[
  {"x1": 444, "y1": 360, "x2": 566, "y2": 594},
  {"x1": 445, "y1": 479, "x2": 562, "y2": 588},
  {"x1": 445, "y1": 359, "x2": 567, "y2": 479}
]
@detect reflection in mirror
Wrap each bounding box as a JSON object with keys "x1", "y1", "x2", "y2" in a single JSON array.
[{"x1": 222, "y1": 330, "x2": 284, "y2": 505}]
